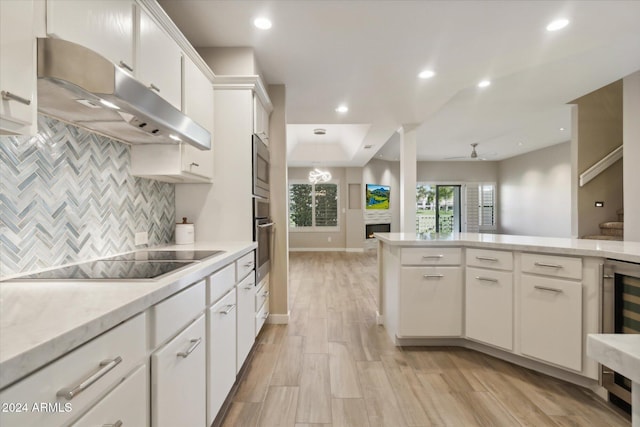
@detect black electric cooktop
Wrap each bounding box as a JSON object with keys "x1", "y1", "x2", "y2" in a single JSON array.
[{"x1": 14, "y1": 250, "x2": 225, "y2": 280}]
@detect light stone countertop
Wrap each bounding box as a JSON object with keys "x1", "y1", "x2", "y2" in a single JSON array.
[
  {"x1": 0, "y1": 241, "x2": 256, "y2": 390},
  {"x1": 374, "y1": 232, "x2": 640, "y2": 263},
  {"x1": 587, "y1": 334, "x2": 640, "y2": 384}
]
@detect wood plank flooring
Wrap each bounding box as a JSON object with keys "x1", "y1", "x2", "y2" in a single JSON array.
[{"x1": 221, "y1": 251, "x2": 630, "y2": 427}]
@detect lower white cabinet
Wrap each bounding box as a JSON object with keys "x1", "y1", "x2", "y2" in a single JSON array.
[
  {"x1": 520, "y1": 275, "x2": 583, "y2": 371},
  {"x1": 398, "y1": 267, "x2": 462, "y2": 337},
  {"x1": 207, "y1": 289, "x2": 237, "y2": 426},
  {"x1": 236, "y1": 272, "x2": 256, "y2": 373},
  {"x1": 255, "y1": 274, "x2": 270, "y2": 336},
  {"x1": 71, "y1": 364, "x2": 148, "y2": 426},
  {"x1": 151, "y1": 314, "x2": 206, "y2": 427},
  {"x1": 465, "y1": 267, "x2": 513, "y2": 350}
]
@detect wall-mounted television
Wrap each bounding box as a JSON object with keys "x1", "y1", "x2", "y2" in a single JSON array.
[{"x1": 366, "y1": 184, "x2": 390, "y2": 210}]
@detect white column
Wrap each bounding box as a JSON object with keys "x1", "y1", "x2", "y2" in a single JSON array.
[
  {"x1": 624, "y1": 71, "x2": 640, "y2": 242},
  {"x1": 399, "y1": 125, "x2": 417, "y2": 233}
]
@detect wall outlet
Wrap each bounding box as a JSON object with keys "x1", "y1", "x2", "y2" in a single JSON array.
[
  {"x1": 328, "y1": 236, "x2": 332, "y2": 242},
  {"x1": 135, "y1": 231, "x2": 148, "y2": 246},
  {"x1": 595, "y1": 201, "x2": 604, "y2": 207}
]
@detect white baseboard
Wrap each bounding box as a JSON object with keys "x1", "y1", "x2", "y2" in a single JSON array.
[
  {"x1": 289, "y1": 247, "x2": 346, "y2": 252},
  {"x1": 267, "y1": 311, "x2": 290, "y2": 324},
  {"x1": 346, "y1": 248, "x2": 365, "y2": 253}
]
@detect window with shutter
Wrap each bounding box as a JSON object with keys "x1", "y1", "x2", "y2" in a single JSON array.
[{"x1": 289, "y1": 181, "x2": 339, "y2": 230}]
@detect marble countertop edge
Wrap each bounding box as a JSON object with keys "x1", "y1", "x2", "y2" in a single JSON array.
[{"x1": 587, "y1": 334, "x2": 640, "y2": 383}]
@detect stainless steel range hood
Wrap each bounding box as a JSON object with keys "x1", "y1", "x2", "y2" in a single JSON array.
[{"x1": 37, "y1": 38, "x2": 211, "y2": 151}]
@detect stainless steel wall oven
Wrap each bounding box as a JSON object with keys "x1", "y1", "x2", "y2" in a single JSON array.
[
  {"x1": 254, "y1": 197, "x2": 273, "y2": 284},
  {"x1": 602, "y1": 259, "x2": 640, "y2": 412},
  {"x1": 252, "y1": 134, "x2": 270, "y2": 199}
]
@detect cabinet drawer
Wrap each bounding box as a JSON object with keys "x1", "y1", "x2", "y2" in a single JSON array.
[
  {"x1": 207, "y1": 264, "x2": 236, "y2": 305},
  {"x1": 150, "y1": 280, "x2": 205, "y2": 348},
  {"x1": 256, "y1": 299, "x2": 269, "y2": 336},
  {"x1": 152, "y1": 314, "x2": 206, "y2": 427},
  {"x1": 520, "y1": 275, "x2": 582, "y2": 371},
  {"x1": 521, "y1": 253, "x2": 582, "y2": 280},
  {"x1": 466, "y1": 248, "x2": 513, "y2": 271},
  {"x1": 0, "y1": 314, "x2": 146, "y2": 427},
  {"x1": 255, "y1": 277, "x2": 270, "y2": 312},
  {"x1": 401, "y1": 247, "x2": 462, "y2": 266},
  {"x1": 71, "y1": 364, "x2": 148, "y2": 426},
  {"x1": 465, "y1": 267, "x2": 513, "y2": 350},
  {"x1": 236, "y1": 251, "x2": 256, "y2": 281}
]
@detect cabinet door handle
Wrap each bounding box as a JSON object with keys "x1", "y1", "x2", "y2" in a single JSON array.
[
  {"x1": 1, "y1": 90, "x2": 31, "y2": 105},
  {"x1": 263, "y1": 291, "x2": 270, "y2": 298},
  {"x1": 244, "y1": 261, "x2": 255, "y2": 267},
  {"x1": 149, "y1": 83, "x2": 160, "y2": 93},
  {"x1": 422, "y1": 255, "x2": 443, "y2": 259},
  {"x1": 244, "y1": 285, "x2": 254, "y2": 290},
  {"x1": 177, "y1": 338, "x2": 202, "y2": 358},
  {"x1": 257, "y1": 222, "x2": 275, "y2": 229},
  {"x1": 534, "y1": 285, "x2": 563, "y2": 293},
  {"x1": 119, "y1": 60, "x2": 134, "y2": 72},
  {"x1": 57, "y1": 356, "x2": 122, "y2": 400},
  {"x1": 475, "y1": 276, "x2": 498, "y2": 283},
  {"x1": 190, "y1": 162, "x2": 199, "y2": 167},
  {"x1": 104, "y1": 421, "x2": 123, "y2": 427},
  {"x1": 219, "y1": 304, "x2": 236, "y2": 315},
  {"x1": 534, "y1": 262, "x2": 563, "y2": 269},
  {"x1": 423, "y1": 274, "x2": 444, "y2": 279},
  {"x1": 476, "y1": 256, "x2": 498, "y2": 262}
]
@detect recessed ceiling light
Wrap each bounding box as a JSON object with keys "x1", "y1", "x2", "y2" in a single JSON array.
[
  {"x1": 253, "y1": 17, "x2": 272, "y2": 30},
  {"x1": 546, "y1": 19, "x2": 569, "y2": 32},
  {"x1": 418, "y1": 70, "x2": 435, "y2": 79},
  {"x1": 335, "y1": 105, "x2": 348, "y2": 113},
  {"x1": 560, "y1": 127, "x2": 566, "y2": 131},
  {"x1": 478, "y1": 80, "x2": 491, "y2": 88}
]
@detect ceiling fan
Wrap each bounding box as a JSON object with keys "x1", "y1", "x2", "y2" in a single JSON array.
[{"x1": 445, "y1": 143, "x2": 494, "y2": 160}]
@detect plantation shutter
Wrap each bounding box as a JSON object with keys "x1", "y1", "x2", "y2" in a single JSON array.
[
  {"x1": 465, "y1": 184, "x2": 480, "y2": 232},
  {"x1": 314, "y1": 183, "x2": 338, "y2": 227},
  {"x1": 479, "y1": 184, "x2": 495, "y2": 228}
]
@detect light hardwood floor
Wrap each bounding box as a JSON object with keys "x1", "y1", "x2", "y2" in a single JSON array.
[{"x1": 221, "y1": 251, "x2": 630, "y2": 427}]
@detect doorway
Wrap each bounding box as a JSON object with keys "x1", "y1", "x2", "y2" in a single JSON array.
[{"x1": 416, "y1": 184, "x2": 461, "y2": 233}]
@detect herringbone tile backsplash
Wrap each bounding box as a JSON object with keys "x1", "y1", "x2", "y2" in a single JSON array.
[{"x1": 0, "y1": 116, "x2": 175, "y2": 277}]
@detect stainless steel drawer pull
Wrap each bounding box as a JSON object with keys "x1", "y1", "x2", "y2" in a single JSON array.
[
  {"x1": 104, "y1": 421, "x2": 123, "y2": 427},
  {"x1": 244, "y1": 285, "x2": 254, "y2": 290},
  {"x1": 257, "y1": 222, "x2": 275, "y2": 229},
  {"x1": 534, "y1": 262, "x2": 563, "y2": 269},
  {"x1": 534, "y1": 285, "x2": 563, "y2": 293},
  {"x1": 190, "y1": 162, "x2": 199, "y2": 167},
  {"x1": 263, "y1": 291, "x2": 270, "y2": 298},
  {"x1": 149, "y1": 83, "x2": 160, "y2": 92},
  {"x1": 1, "y1": 90, "x2": 31, "y2": 105},
  {"x1": 476, "y1": 256, "x2": 498, "y2": 262},
  {"x1": 219, "y1": 304, "x2": 236, "y2": 315},
  {"x1": 57, "y1": 356, "x2": 123, "y2": 400},
  {"x1": 422, "y1": 255, "x2": 443, "y2": 259},
  {"x1": 423, "y1": 274, "x2": 444, "y2": 279},
  {"x1": 119, "y1": 60, "x2": 134, "y2": 72},
  {"x1": 244, "y1": 261, "x2": 255, "y2": 267},
  {"x1": 475, "y1": 276, "x2": 498, "y2": 283},
  {"x1": 177, "y1": 338, "x2": 202, "y2": 358}
]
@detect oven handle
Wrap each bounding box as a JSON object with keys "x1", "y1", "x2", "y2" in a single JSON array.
[{"x1": 257, "y1": 222, "x2": 275, "y2": 229}]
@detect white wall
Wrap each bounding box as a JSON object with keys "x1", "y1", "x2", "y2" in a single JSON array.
[
  {"x1": 498, "y1": 142, "x2": 572, "y2": 237},
  {"x1": 623, "y1": 71, "x2": 640, "y2": 241},
  {"x1": 417, "y1": 161, "x2": 498, "y2": 183}
]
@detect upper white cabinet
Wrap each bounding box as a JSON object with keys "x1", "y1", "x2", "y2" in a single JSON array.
[
  {"x1": 46, "y1": 0, "x2": 135, "y2": 73},
  {"x1": 0, "y1": 0, "x2": 37, "y2": 135},
  {"x1": 138, "y1": 7, "x2": 182, "y2": 110},
  {"x1": 253, "y1": 93, "x2": 270, "y2": 144}
]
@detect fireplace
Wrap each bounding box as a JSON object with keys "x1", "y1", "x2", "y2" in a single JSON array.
[{"x1": 365, "y1": 223, "x2": 391, "y2": 239}]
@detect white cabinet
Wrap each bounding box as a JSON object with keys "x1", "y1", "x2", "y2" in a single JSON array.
[
  {"x1": 520, "y1": 274, "x2": 583, "y2": 371},
  {"x1": 207, "y1": 289, "x2": 237, "y2": 426},
  {"x1": 152, "y1": 314, "x2": 206, "y2": 427},
  {"x1": 255, "y1": 274, "x2": 270, "y2": 336},
  {"x1": 398, "y1": 267, "x2": 462, "y2": 337},
  {"x1": 45, "y1": 0, "x2": 135, "y2": 73},
  {"x1": 253, "y1": 93, "x2": 270, "y2": 144},
  {"x1": 236, "y1": 272, "x2": 256, "y2": 373},
  {"x1": 0, "y1": 314, "x2": 146, "y2": 427},
  {"x1": 138, "y1": 7, "x2": 182, "y2": 110},
  {"x1": 71, "y1": 364, "x2": 148, "y2": 427},
  {"x1": 465, "y1": 267, "x2": 513, "y2": 350},
  {"x1": 0, "y1": 0, "x2": 36, "y2": 135}
]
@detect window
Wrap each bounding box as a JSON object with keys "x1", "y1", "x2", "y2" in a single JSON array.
[
  {"x1": 289, "y1": 181, "x2": 339, "y2": 230},
  {"x1": 479, "y1": 184, "x2": 496, "y2": 230}
]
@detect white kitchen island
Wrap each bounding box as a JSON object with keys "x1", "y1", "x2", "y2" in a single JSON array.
[{"x1": 375, "y1": 232, "x2": 640, "y2": 408}]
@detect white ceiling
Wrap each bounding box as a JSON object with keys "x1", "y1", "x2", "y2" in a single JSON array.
[{"x1": 158, "y1": 0, "x2": 640, "y2": 165}]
